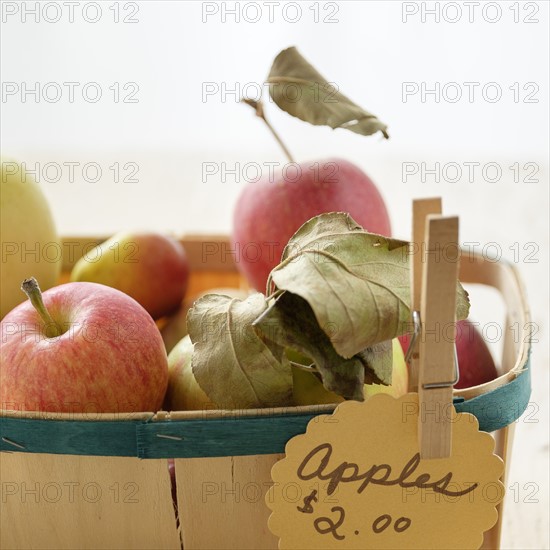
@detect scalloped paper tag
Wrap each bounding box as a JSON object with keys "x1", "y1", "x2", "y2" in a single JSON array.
[{"x1": 266, "y1": 393, "x2": 504, "y2": 549}]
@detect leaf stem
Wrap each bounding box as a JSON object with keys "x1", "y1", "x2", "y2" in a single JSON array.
[
  {"x1": 241, "y1": 98, "x2": 295, "y2": 163},
  {"x1": 266, "y1": 288, "x2": 284, "y2": 302},
  {"x1": 21, "y1": 277, "x2": 61, "y2": 338}
]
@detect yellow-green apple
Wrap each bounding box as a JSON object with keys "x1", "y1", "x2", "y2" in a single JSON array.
[
  {"x1": 232, "y1": 159, "x2": 391, "y2": 291},
  {"x1": 161, "y1": 287, "x2": 250, "y2": 353},
  {"x1": 1, "y1": 158, "x2": 61, "y2": 318},
  {"x1": 165, "y1": 335, "x2": 215, "y2": 411},
  {"x1": 291, "y1": 339, "x2": 408, "y2": 406},
  {"x1": 70, "y1": 232, "x2": 189, "y2": 320},
  {"x1": 398, "y1": 319, "x2": 498, "y2": 388},
  {"x1": 0, "y1": 278, "x2": 168, "y2": 413}
]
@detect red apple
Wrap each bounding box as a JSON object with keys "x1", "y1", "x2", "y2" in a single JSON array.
[
  {"x1": 0, "y1": 278, "x2": 169, "y2": 414},
  {"x1": 398, "y1": 319, "x2": 498, "y2": 389},
  {"x1": 232, "y1": 158, "x2": 391, "y2": 291},
  {"x1": 70, "y1": 232, "x2": 190, "y2": 319}
]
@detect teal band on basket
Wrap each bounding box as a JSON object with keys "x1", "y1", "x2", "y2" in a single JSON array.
[
  {"x1": 0, "y1": 357, "x2": 531, "y2": 459},
  {"x1": 453, "y1": 354, "x2": 531, "y2": 432}
]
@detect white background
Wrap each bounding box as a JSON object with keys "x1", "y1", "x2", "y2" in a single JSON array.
[{"x1": 1, "y1": 1, "x2": 549, "y2": 548}]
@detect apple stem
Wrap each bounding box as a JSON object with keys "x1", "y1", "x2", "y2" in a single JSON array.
[
  {"x1": 21, "y1": 277, "x2": 61, "y2": 338},
  {"x1": 242, "y1": 98, "x2": 295, "y2": 164}
]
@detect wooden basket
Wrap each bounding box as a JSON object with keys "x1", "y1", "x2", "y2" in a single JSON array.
[{"x1": 0, "y1": 236, "x2": 531, "y2": 550}]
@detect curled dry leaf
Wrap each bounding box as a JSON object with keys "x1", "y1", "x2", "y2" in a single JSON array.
[
  {"x1": 357, "y1": 340, "x2": 393, "y2": 386},
  {"x1": 253, "y1": 291, "x2": 366, "y2": 401},
  {"x1": 267, "y1": 46, "x2": 389, "y2": 138},
  {"x1": 268, "y1": 212, "x2": 470, "y2": 359},
  {"x1": 187, "y1": 293, "x2": 293, "y2": 409}
]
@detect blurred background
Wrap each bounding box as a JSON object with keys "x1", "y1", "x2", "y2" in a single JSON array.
[{"x1": 1, "y1": 1, "x2": 548, "y2": 548}]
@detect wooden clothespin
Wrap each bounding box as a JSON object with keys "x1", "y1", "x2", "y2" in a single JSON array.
[
  {"x1": 407, "y1": 198, "x2": 442, "y2": 392},
  {"x1": 416, "y1": 210, "x2": 460, "y2": 459}
]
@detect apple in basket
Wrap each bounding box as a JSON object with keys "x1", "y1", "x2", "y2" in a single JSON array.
[
  {"x1": 399, "y1": 319, "x2": 498, "y2": 388},
  {"x1": 0, "y1": 278, "x2": 168, "y2": 413},
  {"x1": 232, "y1": 48, "x2": 392, "y2": 293},
  {"x1": 232, "y1": 158, "x2": 391, "y2": 291},
  {"x1": 70, "y1": 231, "x2": 190, "y2": 320}
]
